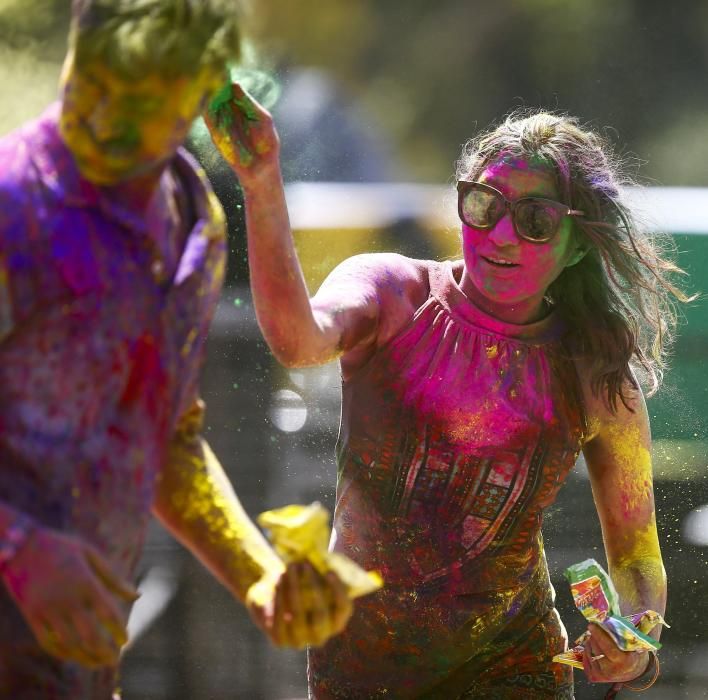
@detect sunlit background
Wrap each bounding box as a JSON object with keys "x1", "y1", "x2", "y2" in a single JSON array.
[{"x1": 1, "y1": 1, "x2": 708, "y2": 698}]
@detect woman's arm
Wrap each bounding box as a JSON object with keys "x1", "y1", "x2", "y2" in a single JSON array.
[
  {"x1": 206, "y1": 84, "x2": 384, "y2": 368},
  {"x1": 581, "y1": 379, "x2": 666, "y2": 683}
]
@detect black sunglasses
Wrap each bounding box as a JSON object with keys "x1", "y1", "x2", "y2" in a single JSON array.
[{"x1": 457, "y1": 180, "x2": 584, "y2": 243}]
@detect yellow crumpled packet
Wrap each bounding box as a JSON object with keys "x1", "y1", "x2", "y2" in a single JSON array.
[{"x1": 257, "y1": 502, "x2": 383, "y2": 599}]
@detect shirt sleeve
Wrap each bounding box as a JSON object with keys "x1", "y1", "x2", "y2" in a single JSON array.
[
  {"x1": 0, "y1": 253, "x2": 13, "y2": 343},
  {"x1": 0, "y1": 187, "x2": 23, "y2": 343},
  {"x1": 0, "y1": 136, "x2": 43, "y2": 345},
  {"x1": 169, "y1": 319, "x2": 210, "y2": 447}
]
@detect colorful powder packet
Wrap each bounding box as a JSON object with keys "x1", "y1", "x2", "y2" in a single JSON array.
[
  {"x1": 257, "y1": 502, "x2": 383, "y2": 600},
  {"x1": 207, "y1": 82, "x2": 260, "y2": 132},
  {"x1": 206, "y1": 82, "x2": 260, "y2": 165},
  {"x1": 553, "y1": 559, "x2": 668, "y2": 669}
]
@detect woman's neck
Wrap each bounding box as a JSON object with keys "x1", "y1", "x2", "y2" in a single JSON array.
[{"x1": 458, "y1": 265, "x2": 550, "y2": 325}]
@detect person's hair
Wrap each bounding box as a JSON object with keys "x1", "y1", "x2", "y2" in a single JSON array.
[
  {"x1": 456, "y1": 110, "x2": 693, "y2": 411},
  {"x1": 70, "y1": 0, "x2": 242, "y2": 79}
]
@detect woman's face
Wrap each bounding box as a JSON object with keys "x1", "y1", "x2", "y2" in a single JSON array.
[{"x1": 459, "y1": 154, "x2": 585, "y2": 324}]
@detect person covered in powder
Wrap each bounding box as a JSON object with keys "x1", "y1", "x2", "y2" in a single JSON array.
[
  {"x1": 207, "y1": 83, "x2": 687, "y2": 699},
  {"x1": 0, "y1": 1, "x2": 353, "y2": 697}
]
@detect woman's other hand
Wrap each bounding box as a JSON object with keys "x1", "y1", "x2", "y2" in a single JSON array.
[{"x1": 582, "y1": 622, "x2": 650, "y2": 683}]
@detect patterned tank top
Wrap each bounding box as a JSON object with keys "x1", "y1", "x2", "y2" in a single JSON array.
[{"x1": 309, "y1": 258, "x2": 586, "y2": 698}]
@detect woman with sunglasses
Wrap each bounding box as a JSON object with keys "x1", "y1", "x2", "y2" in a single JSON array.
[{"x1": 208, "y1": 90, "x2": 686, "y2": 698}]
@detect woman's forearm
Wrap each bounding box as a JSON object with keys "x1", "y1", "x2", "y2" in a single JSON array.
[
  {"x1": 609, "y1": 554, "x2": 667, "y2": 639},
  {"x1": 241, "y1": 165, "x2": 327, "y2": 366}
]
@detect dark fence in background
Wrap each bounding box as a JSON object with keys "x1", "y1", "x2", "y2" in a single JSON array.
[{"x1": 120, "y1": 186, "x2": 708, "y2": 700}]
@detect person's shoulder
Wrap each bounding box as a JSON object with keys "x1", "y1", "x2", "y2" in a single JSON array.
[
  {"x1": 0, "y1": 105, "x2": 57, "y2": 168},
  {"x1": 573, "y1": 356, "x2": 647, "y2": 442},
  {"x1": 174, "y1": 145, "x2": 208, "y2": 187},
  {"x1": 0, "y1": 107, "x2": 60, "y2": 226},
  {"x1": 0, "y1": 124, "x2": 35, "y2": 201},
  {"x1": 343, "y1": 253, "x2": 436, "y2": 342},
  {"x1": 322, "y1": 252, "x2": 429, "y2": 316},
  {"x1": 333, "y1": 252, "x2": 429, "y2": 291}
]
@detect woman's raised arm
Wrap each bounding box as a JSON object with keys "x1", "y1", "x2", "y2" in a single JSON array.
[{"x1": 206, "y1": 84, "x2": 384, "y2": 368}]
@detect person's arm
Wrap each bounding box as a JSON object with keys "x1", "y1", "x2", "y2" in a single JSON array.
[
  {"x1": 205, "y1": 84, "x2": 384, "y2": 369},
  {"x1": 0, "y1": 202, "x2": 137, "y2": 668},
  {"x1": 581, "y1": 378, "x2": 666, "y2": 684},
  {"x1": 152, "y1": 400, "x2": 281, "y2": 598},
  {"x1": 152, "y1": 398, "x2": 352, "y2": 648}
]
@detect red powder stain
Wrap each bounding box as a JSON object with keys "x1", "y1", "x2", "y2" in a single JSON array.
[{"x1": 120, "y1": 333, "x2": 166, "y2": 418}]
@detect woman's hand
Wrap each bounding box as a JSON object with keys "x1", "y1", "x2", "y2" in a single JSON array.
[
  {"x1": 582, "y1": 623, "x2": 650, "y2": 683},
  {"x1": 204, "y1": 82, "x2": 281, "y2": 187},
  {"x1": 1, "y1": 527, "x2": 138, "y2": 667},
  {"x1": 246, "y1": 560, "x2": 353, "y2": 649}
]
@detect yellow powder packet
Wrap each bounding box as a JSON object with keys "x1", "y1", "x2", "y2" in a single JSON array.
[{"x1": 257, "y1": 502, "x2": 383, "y2": 599}]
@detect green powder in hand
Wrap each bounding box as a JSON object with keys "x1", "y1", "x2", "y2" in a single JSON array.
[{"x1": 208, "y1": 83, "x2": 259, "y2": 133}]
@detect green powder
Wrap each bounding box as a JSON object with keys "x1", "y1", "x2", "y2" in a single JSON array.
[{"x1": 208, "y1": 82, "x2": 259, "y2": 133}]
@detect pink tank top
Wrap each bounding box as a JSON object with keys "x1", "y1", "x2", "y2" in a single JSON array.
[
  {"x1": 333, "y1": 259, "x2": 585, "y2": 587},
  {"x1": 310, "y1": 259, "x2": 586, "y2": 697}
]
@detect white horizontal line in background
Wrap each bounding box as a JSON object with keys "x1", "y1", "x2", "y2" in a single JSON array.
[{"x1": 285, "y1": 182, "x2": 708, "y2": 234}]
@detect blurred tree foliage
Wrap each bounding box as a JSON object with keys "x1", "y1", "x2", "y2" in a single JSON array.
[
  {"x1": 250, "y1": 0, "x2": 708, "y2": 185},
  {"x1": 2, "y1": 0, "x2": 708, "y2": 185}
]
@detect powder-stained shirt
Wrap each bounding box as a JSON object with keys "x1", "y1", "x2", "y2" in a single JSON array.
[{"x1": 0, "y1": 104, "x2": 226, "y2": 698}]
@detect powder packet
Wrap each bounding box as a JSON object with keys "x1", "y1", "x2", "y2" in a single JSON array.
[
  {"x1": 257, "y1": 502, "x2": 383, "y2": 600},
  {"x1": 553, "y1": 559, "x2": 668, "y2": 669},
  {"x1": 205, "y1": 81, "x2": 260, "y2": 166}
]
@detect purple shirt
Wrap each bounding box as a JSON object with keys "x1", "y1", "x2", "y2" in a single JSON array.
[{"x1": 0, "y1": 104, "x2": 226, "y2": 697}]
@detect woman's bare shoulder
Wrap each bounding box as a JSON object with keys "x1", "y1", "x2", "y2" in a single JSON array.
[
  {"x1": 573, "y1": 355, "x2": 647, "y2": 442},
  {"x1": 334, "y1": 253, "x2": 435, "y2": 375},
  {"x1": 323, "y1": 252, "x2": 430, "y2": 308},
  {"x1": 328, "y1": 252, "x2": 429, "y2": 286},
  {"x1": 357, "y1": 253, "x2": 433, "y2": 338}
]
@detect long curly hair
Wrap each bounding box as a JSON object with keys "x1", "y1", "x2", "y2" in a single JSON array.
[
  {"x1": 70, "y1": 0, "x2": 243, "y2": 79},
  {"x1": 456, "y1": 110, "x2": 692, "y2": 411}
]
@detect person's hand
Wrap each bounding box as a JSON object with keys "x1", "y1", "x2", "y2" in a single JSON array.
[
  {"x1": 204, "y1": 82, "x2": 281, "y2": 187},
  {"x1": 246, "y1": 560, "x2": 353, "y2": 649},
  {"x1": 1, "y1": 526, "x2": 139, "y2": 668},
  {"x1": 582, "y1": 622, "x2": 650, "y2": 683}
]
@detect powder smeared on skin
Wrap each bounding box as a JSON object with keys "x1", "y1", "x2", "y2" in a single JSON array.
[
  {"x1": 610, "y1": 551, "x2": 667, "y2": 614},
  {"x1": 161, "y1": 411, "x2": 282, "y2": 599},
  {"x1": 603, "y1": 422, "x2": 654, "y2": 521},
  {"x1": 584, "y1": 410, "x2": 666, "y2": 619}
]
